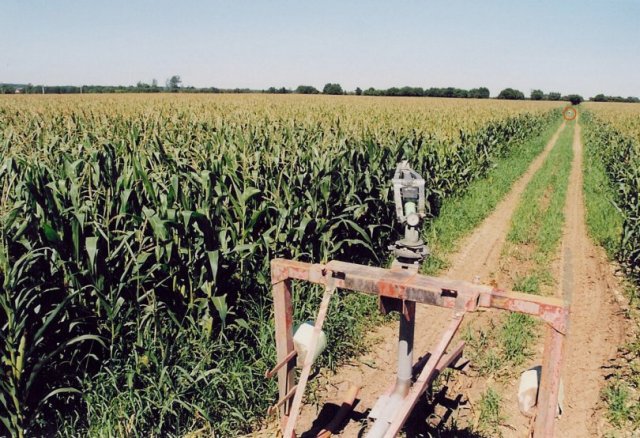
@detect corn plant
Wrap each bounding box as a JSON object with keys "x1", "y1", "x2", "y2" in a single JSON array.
[{"x1": 582, "y1": 108, "x2": 640, "y2": 283}]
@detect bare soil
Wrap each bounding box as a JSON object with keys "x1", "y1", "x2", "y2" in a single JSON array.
[
  {"x1": 554, "y1": 122, "x2": 627, "y2": 437},
  {"x1": 476, "y1": 121, "x2": 629, "y2": 438}
]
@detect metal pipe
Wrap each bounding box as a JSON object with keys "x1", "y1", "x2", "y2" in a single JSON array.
[
  {"x1": 384, "y1": 314, "x2": 464, "y2": 437},
  {"x1": 366, "y1": 301, "x2": 415, "y2": 438},
  {"x1": 397, "y1": 301, "x2": 415, "y2": 395}
]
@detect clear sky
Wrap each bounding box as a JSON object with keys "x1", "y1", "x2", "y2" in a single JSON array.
[{"x1": 2, "y1": 0, "x2": 639, "y2": 97}]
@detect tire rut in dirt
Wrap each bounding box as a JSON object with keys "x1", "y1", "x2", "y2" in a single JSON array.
[{"x1": 556, "y1": 121, "x2": 627, "y2": 437}]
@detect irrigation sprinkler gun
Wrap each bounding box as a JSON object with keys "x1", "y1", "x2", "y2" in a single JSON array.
[
  {"x1": 389, "y1": 161, "x2": 429, "y2": 269},
  {"x1": 266, "y1": 162, "x2": 569, "y2": 437}
]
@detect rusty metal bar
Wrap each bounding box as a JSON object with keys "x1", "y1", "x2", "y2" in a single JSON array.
[
  {"x1": 411, "y1": 341, "x2": 465, "y2": 377},
  {"x1": 268, "y1": 385, "x2": 298, "y2": 416},
  {"x1": 272, "y1": 275, "x2": 296, "y2": 420},
  {"x1": 482, "y1": 289, "x2": 569, "y2": 334},
  {"x1": 271, "y1": 259, "x2": 568, "y2": 332},
  {"x1": 265, "y1": 350, "x2": 297, "y2": 380},
  {"x1": 433, "y1": 341, "x2": 465, "y2": 375},
  {"x1": 534, "y1": 325, "x2": 565, "y2": 437}
]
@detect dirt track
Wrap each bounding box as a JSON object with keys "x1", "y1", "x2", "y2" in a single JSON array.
[
  {"x1": 268, "y1": 119, "x2": 628, "y2": 437},
  {"x1": 555, "y1": 122, "x2": 626, "y2": 437}
]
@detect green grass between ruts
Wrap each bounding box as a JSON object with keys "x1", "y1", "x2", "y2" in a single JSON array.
[
  {"x1": 461, "y1": 120, "x2": 574, "y2": 433},
  {"x1": 507, "y1": 119, "x2": 574, "y2": 276},
  {"x1": 498, "y1": 120, "x2": 574, "y2": 365},
  {"x1": 422, "y1": 119, "x2": 564, "y2": 275}
]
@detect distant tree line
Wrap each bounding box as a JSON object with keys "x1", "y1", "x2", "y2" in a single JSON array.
[
  {"x1": 527, "y1": 89, "x2": 585, "y2": 104},
  {"x1": 295, "y1": 85, "x2": 319, "y2": 94},
  {"x1": 529, "y1": 89, "x2": 560, "y2": 101},
  {"x1": 564, "y1": 94, "x2": 584, "y2": 105},
  {"x1": 497, "y1": 88, "x2": 526, "y2": 100},
  {"x1": 359, "y1": 86, "x2": 490, "y2": 99},
  {"x1": 0, "y1": 80, "x2": 489, "y2": 99},
  {"x1": 252, "y1": 84, "x2": 491, "y2": 98},
  {"x1": 265, "y1": 86, "x2": 292, "y2": 94},
  {"x1": 2, "y1": 80, "x2": 638, "y2": 104},
  {"x1": 0, "y1": 81, "x2": 166, "y2": 94},
  {"x1": 0, "y1": 76, "x2": 247, "y2": 95},
  {"x1": 0, "y1": 83, "x2": 253, "y2": 95},
  {"x1": 590, "y1": 94, "x2": 640, "y2": 103},
  {"x1": 323, "y1": 83, "x2": 344, "y2": 95}
]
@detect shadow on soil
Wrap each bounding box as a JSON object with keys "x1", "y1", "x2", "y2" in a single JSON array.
[
  {"x1": 300, "y1": 385, "x2": 486, "y2": 437},
  {"x1": 301, "y1": 351, "x2": 488, "y2": 437}
]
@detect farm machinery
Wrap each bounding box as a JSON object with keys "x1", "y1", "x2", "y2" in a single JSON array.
[{"x1": 265, "y1": 162, "x2": 568, "y2": 437}]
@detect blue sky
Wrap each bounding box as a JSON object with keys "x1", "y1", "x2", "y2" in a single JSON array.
[{"x1": 1, "y1": 0, "x2": 639, "y2": 97}]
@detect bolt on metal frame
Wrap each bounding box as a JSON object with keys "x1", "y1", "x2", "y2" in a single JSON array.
[{"x1": 267, "y1": 258, "x2": 568, "y2": 437}]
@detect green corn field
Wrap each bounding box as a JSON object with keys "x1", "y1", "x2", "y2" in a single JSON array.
[
  {"x1": 582, "y1": 103, "x2": 640, "y2": 284},
  {"x1": 0, "y1": 94, "x2": 563, "y2": 436}
]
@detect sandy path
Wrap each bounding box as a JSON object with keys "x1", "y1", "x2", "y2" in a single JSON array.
[
  {"x1": 554, "y1": 121, "x2": 627, "y2": 437},
  {"x1": 294, "y1": 122, "x2": 566, "y2": 437},
  {"x1": 487, "y1": 119, "x2": 629, "y2": 437}
]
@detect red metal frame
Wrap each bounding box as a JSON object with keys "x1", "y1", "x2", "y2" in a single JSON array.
[{"x1": 268, "y1": 258, "x2": 569, "y2": 437}]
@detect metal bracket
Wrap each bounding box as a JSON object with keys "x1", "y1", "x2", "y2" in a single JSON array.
[{"x1": 269, "y1": 258, "x2": 568, "y2": 437}]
